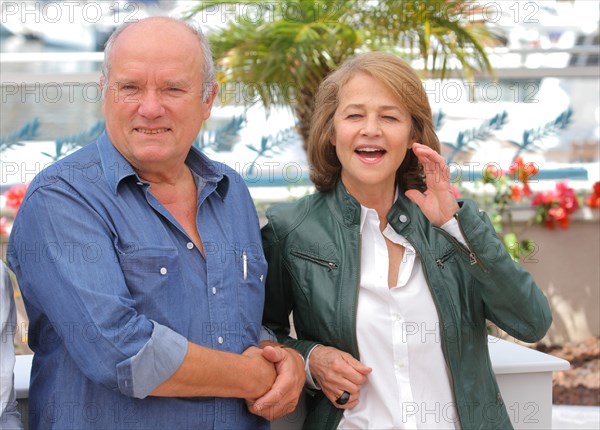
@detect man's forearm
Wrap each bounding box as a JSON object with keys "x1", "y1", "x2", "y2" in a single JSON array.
[{"x1": 150, "y1": 342, "x2": 276, "y2": 399}]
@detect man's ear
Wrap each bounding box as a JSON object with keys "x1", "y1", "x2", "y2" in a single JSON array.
[
  {"x1": 201, "y1": 82, "x2": 218, "y2": 120},
  {"x1": 204, "y1": 82, "x2": 218, "y2": 105}
]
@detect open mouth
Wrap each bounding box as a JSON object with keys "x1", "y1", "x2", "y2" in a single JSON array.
[{"x1": 355, "y1": 147, "x2": 386, "y2": 161}]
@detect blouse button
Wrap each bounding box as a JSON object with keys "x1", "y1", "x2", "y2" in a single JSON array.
[
  {"x1": 399, "y1": 214, "x2": 408, "y2": 223},
  {"x1": 159, "y1": 267, "x2": 167, "y2": 275}
]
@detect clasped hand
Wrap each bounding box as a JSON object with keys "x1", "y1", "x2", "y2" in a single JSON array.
[{"x1": 243, "y1": 343, "x2": 305, "y2": 420}]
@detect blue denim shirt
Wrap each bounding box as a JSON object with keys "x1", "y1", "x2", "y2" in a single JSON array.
[{"x1": 7, "y1": 132, "x2": 269, "y2": 429}]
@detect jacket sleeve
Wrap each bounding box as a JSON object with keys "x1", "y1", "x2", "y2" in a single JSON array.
[
  {"x1": 261, "y1": 218, "x2": 321, "y2": 359},
  {"x1": 445, "y1": 199, "x2": 552, "y2": 342}
]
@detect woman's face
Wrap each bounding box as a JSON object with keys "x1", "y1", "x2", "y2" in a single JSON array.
[{"x1": 333, "y1": 72, "x2": 413, "y2": 197}]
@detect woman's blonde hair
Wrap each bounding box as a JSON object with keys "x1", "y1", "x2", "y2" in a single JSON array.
[{"x1": 307, "y1": 51, "x2": 440, "y2": 192}]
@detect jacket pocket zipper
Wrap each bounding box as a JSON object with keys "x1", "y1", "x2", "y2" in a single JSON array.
[
  {"x1": 289, "y1": 249, "x2": 339, "y2": 271},
  {"x1": 435, "y1": 249, "x2": 456, "y2": 269},
  {"x1": 453, "y1": 214, "x2": 489, "y2": 272}
]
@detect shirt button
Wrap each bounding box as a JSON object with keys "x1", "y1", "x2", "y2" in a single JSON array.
[
  {"x1": 399, "y1": 214, "x2": 408, "y2": 223},
  {"x1": 186, "y1": 242, "x2": 194, "y2": 250},
  {"x1": 217, "y1": 336, "x2": 224, "y2": 344},
  {"x1": 159, "y1": 267, "x2": 167, "y2": 275},
  {"x1": 212, "y1": 287, "x2": 217, "y2": 295}
]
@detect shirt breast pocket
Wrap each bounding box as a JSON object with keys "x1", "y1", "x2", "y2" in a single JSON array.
[
  {"x1": 118, "y1": 246, "x2": 184, "y2": 318},
  {"x1": 234, "y1": 246, "x2": 267, "y2": 342}
]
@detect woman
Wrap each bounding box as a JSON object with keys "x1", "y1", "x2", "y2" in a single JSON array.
[{"x1": 261, "y1": 52, "x2": 551, "y2": 429}]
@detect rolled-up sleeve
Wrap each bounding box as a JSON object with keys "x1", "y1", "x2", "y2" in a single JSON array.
[
  {"x1": 7, "y1": 182, "x2": 183, "y2": 394},
  {"x1": 117, "y1": 321, "x2": 188, "y2": 398}
]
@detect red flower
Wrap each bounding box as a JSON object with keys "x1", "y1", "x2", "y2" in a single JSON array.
[
  {"x1": 532, "y1": 181, "x2": 579, "y2": 229},
  {"x1": 482, "y1": 164, "x2": 502, "y2": 183},
  {"x1": 532, "y1": 190, "x2": 556, "y2": 206},
  {"x1": 510, "y1": 185, "x2": 522, "y2": 202},
  {"x1": 509, "y1": 156, "x2": 538, "y2": 185},
  {"x1": 587, "y1": 195, "x2": 600, "y2": 208},
  {"x1": 556, "y1": 181, "x2": 579, "y2": 214},
  {"x1": 0, "y1": 217, "x2": 7, "y2": 236},
  {"x1": 3, "y1": 183, "x2": 29, "y2": 213},
  {"x1": 508, "y1": 156, "x2": 523, "y2": 176},
  {"x1": 586, "y1": 181, "x2": 600, "y2": 208},
  {"x1": 548, "y1": 206, "x2": 570, "y2": 229}
]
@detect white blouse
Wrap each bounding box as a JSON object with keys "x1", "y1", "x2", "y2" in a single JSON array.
[
  {"x1": 304, "y1": 202, "x2": 469, "y2": 429},
  {"x1": 335, "y1": 204, "x2": 463, "y2": 429}
]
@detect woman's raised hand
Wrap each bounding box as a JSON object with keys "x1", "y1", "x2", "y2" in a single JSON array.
[{"x1": 404, "y1": 143, "x2": 460, "y2": 226}]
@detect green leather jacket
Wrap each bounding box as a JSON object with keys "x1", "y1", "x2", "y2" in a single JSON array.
[{"x1": 262, "y1": 180, "x2": 552, "y2": 430}]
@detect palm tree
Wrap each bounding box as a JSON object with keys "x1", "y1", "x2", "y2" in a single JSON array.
[{"x1": 187, "y1": 0, "x2": 502, "y2": 146}]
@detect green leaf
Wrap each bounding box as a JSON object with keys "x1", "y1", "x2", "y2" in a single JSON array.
[
  {"x1": 490, "y1": 213, "x2": 502, "y2": 234},
  {"x1": 502, "y1": 232, "x2": 520, "y2": 262},
  {"x1": 189, "y1": 0, "x2": 500, "y2": 146}
]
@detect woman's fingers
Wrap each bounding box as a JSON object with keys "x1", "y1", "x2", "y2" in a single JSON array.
[{"x1": 309, "y1": 346, "x2": 371, "y2": 409}]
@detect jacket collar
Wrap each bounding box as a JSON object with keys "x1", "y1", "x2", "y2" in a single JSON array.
[
  {"x1": 328, "y1": 179, "x2": 362, "y2": 228},
  {"x1": 328, "y1": 179, "x2": 415, "y2": 234},
  {"x1": 387, "y1": 194, "x2": 414, "y2": 234}
]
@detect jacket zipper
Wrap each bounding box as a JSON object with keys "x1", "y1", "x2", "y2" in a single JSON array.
[
  {"x1": 453, "y1": 213, "x2": 489, "y2": 273},
  {"x1": 435, "y1": 249, "x2": 455, "y2": 269},
  {"x1": 289, "y1": 249, "x2": 338, "y2": 271},
  {"x1": 433, "y1": 215, "x2": 489, "y2": 273},
  {"x1": 404, "y1": 234, "x2": 462, "y2": 430}
]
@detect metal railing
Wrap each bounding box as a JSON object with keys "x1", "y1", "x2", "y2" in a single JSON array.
[{"x1": 1, "y1": 45, "x2": 599, "y2": 85}]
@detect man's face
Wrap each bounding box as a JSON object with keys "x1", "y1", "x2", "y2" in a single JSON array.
[{"x1": 102, "y1": 19, "x2": 215, "y2": 174}]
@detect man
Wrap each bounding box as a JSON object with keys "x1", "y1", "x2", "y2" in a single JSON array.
[
  {"x1": 7, "y1": 17, "x2": 304, "y2": 429},
  {"x1": 0, "y1": 262, "x2": 23, "y2": 429}
]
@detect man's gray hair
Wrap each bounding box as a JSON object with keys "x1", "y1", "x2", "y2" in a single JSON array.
[{"x1": 100, "y1": 17, "x2": 216, "y2": 102}]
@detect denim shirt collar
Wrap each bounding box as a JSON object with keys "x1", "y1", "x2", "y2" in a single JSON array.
[{"x1": 97, "y1": 131, "x2": 229, "y2": 198}]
